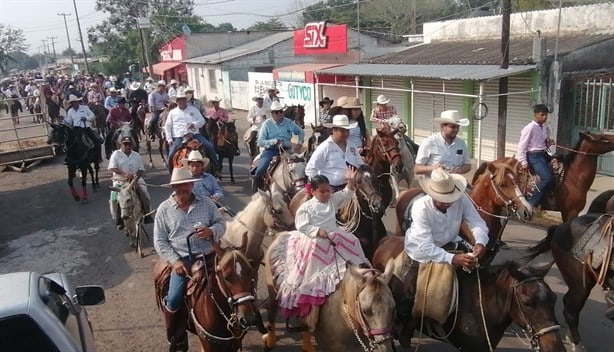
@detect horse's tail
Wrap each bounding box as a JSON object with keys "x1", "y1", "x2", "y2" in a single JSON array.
[{"x1": 524, "y1": 225, "x2": 557, "y2": 261}]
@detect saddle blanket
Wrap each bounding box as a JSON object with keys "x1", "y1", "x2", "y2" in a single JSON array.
[
  {"x1": 572, "y1": 214, "x2": 614, "y2": 272},
  {"x1": 414, "y1": 261, "x2": 458, "y2": 325}
]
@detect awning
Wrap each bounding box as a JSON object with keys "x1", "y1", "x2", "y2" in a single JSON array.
[
  {"x1": 316, "y1": 64, "x2": 537, "y2": 81},
  {"x1": 274, "y1": 63, "x2": 344, "y2": 83},
  {"x1": 152, "y1": 61, "x2": 183, "y2": 76}
]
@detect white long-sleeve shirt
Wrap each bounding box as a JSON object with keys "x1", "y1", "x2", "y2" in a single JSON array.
[
  {"x1": 305, "y1": 136, "x2": 365, "y2": 187},
  {"x1": 64, "y1": 105, "x2": 96, "y2": 129},
  {"x1": 247, "y1": 105, "x2": 266, "y2": 132},
  {"x1": 164, "y1": 105, "x2": 206, "y2": 143},
  {"x1": 295, "y1": 188, "x2": 354, "y2": 238},
  {"x1": 404, "y1": 194, "x2": 488, "y2": 264}
]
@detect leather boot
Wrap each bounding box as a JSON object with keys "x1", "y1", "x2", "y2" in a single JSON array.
[
  {"x1": 163, "y1": 305, "x2": 189, "y2": 352},
  {"x1": 252, "y1": 176, "x2": 264, "y2": 193}
]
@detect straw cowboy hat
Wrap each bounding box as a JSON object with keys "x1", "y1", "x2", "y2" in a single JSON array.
[
  {"x1": 184, "y1": 86, "x2": 195, "y2": 92},
  {"x1": 323, "y1": 114, "x2": 358, "y2": 129},
  {"x1": 209, "y1": 96, "x2": 222, "y2": 103},
  {"x1": 170, "y1": 79, "x2": 178, "y2": 85},
  {"x1": 175, "y1": 90, "x2": 188, "y2": 99},
  {"x1": 67, "y1": 94, "x2": 82, "y2": 103},
  {"x1": 252, "y1": 94, "x2": 264, "y2": 101},
  {"x1": 270, "y1": 101, "x2": 286, "y2": 112},
  {"x1": 418, "y1": 168, "x2": 467, "y2": 203},
  {"x1": 332, "y1": 96, "x2": 348, "y2": 108},
  {"x1": 374, "y1": 95, "x2": 390, "y2": 105},
  {"x1": 184, "y1": 150, "x2": 210, "y2": 168},
  {"x1": 343, "y1": 97, "x2": 363, "y2": 109},
  {"x1": 163, "y1": 167, "x2": 201, "y2": 187},
  {"x1": 130, "y1": 81, "x2": 141, "y2": 90},
  {"x1": 433, "y1": 110, "x2": 470, "y2": 127},
  {"x1": 319, "y1": 97, "x2": 333, "y2": 107},
  {"x1": 157, "y1": 80, "x2": 167, "y2": 86}
]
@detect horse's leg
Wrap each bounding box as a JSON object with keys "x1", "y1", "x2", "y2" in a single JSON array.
[
  {"x1": 88, "y1": 165, "x2": 96, "y2": 192},
  {"x1": 67, "y1": 166, "x2": 81, "y2": 202},
  {"x1": 301, "y1": 332, "x2": 315, "y2": 352},
  {"x1": 263, "y1": 284, "x2": 279, "y2": 350},
  {"x1": 146, "y1": 139, "x2": 154, "y2": 168},
  {"x1": 229, "y1": 156, "x2": 235, "y2": 183},
  {"x1": 80, "y1": 165, "x2": 89, "y2": 202}
]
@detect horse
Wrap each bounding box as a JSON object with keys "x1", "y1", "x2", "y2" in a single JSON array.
[
  {"x1": 88, "y1": 102, "x2": 108, "y2": 138},
  {"x1": 283, "y1": 104, "x2": 305, "y2": 129},
  {"x1": 140, "y1": 104, "x2": 168, "y2": 168},
  {"x1": 205, "y1": 119, "x2": 240, "y2": 183},
  {"x1": 154, "y1": 247, "x2": 265, "y2": 352},
  {"x1": 394, "y1": 159, "x2": 534, "y2": 265},
  {"x1": 262, "y1": 231, "x2": 397, "y2": 352},
  {"x1": 372, "y1": 236, "x2": 565, "y2": 351},
  {"x1": 221, "y1": 188, "x2": 295, "y2": 280},
  {"x1": 384, "y1": 116, "x2": 418, "y2": 201},
  {"x1": 483, "y1": 132, "x2": 614, "y2": 221},
  {"x1": 8, "y1": 96, "x2": 22, "y2": 126},
  {"x1": 587, "y1": 189, "x2": 614, "y2": 214},
  {"x1": 109, "y1": 175, "x2": 149, "y2": 257},
  {"x1": 525, "y1": 208, "x2": 614, "y2": 349},
  {"x1": 363, "y1": 125, "x2": 403, "y2": 210},
  {"x1": 259, "y1": 148, "x2": 307, "y2": 198},
  {"x1": 305, "y1": 123, "x2": 331, "y2": 161},
  {"x1": 107, "y1": 121, "x2": 140, "y2": 157},
  {"x1": 47, "y1": 123, "x2": 101, "y2": 202}
]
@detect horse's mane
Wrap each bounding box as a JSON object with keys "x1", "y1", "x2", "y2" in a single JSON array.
[
  {"x1": 472, "y1": 161, "x2": 517, "y2": 186},
  {"x1": 482, "y1": 260, "x2": 533, "y2": 282},
  {"x1": 472, "y1": 162, "x2": 489, "y2": 185},
  {"x1": 560, "y1": 133, "x2": 586, "y2": 165},
  {"x1": 233, "y1": 193, "x2": 263, "y2": 219},
  {"x1": 217, "y1": 249, "x2": 252, "y2": 272}
]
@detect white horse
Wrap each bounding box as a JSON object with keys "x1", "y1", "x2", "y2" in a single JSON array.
[
  {"x1": 110, "y1": 176, "x2": 147, "y2": 257},
  {"x1": 384, "y1": 116, "x2": 417, "y2": 203}
]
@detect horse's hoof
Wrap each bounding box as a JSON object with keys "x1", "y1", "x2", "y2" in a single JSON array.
[
  {"x1": 149, "y1": 163, "x2": 154, "y2": 168},
  {"x1": 73, "y1": 195, "x2": 81, "y2": 202},
  {"x1": 262, "y1": 333, "x2": 277, "y2": 350}
]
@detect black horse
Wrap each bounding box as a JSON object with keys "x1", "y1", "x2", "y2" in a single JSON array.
[
  {"x1": 282, "y1": 104, "x2": 305, "y2": 129},
  {"x1": 205, "y1": 120, "x2": 239, "y2": 183},
  {"x1": 305, "y1": 123, "x2": 331, "y2": 161},
  {"x1": 48, "y1": 123, "x2": 101, "y2": 202}
]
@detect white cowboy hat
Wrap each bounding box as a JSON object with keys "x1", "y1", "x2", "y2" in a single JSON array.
[
  {"x1": 418, "y1": 168, "x2": 467, "y2": 203},
  {"x1": 266, "y1": 87, "x2": 279, "y2": 93},
  {"x1": 184, "y1": 150, "x2": 210, "y2": 168},
  {"x1": 67, "y1": 94, "x2": 82, "y2": 103},
  {"x1": 170, "y1": 79, "x2": 178, "y2": 85},
  {"x1": 433, "y1": 110, "x2": 470, "y2": 127},
  {"x1": 184, "y1": 86, "x2": 195, "y2": 92},
  {"x1": 252, "y1": 95, "x2": 264, "y2": 101},
  {"x1": 323, "y1": 114, "x2": 358, "y2": 129},
  {"x1": 157, "y1": 80, "x2": 167, "y2": 86},
  {"x1": 108, "y1": 87, "x2": 118, "y2": 93},
  {"x1": 146, "y1": 77, "x2": 154, "y2": 82},
  {"x1": 175, "y1": 90, "x2": 188, "y2": 99},
  {"x1": 343, "y1": 97, "x2": 363, "y2": 109},
  {"x1": 162, "y1": 167, "x2": 201, "y2": 187},
  {"x1": 209, "y1": 96, "x2": 222, "y2": 102},
  {"x1": 374, "y1": 95, "x2": 390, "y2": 105},
  {"x1": 130, "y1": 81, "x2": 141, "y2": 90},
  {"x1": 270, "y1": 101, "x2": 285, "y2": 112}
]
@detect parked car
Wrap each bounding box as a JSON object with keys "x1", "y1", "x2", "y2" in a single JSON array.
[{"x1": 0, "y1": 272, "x2": 105, "y2": 352}]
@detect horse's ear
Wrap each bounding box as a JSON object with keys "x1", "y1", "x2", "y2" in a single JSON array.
[
  {"x1": 258, "y1": 189, "x2": 271, "y2": 203},
  {"x1": 379, "y1": 258, "x2": 395, "y2": 285},
  {"x1": 348, "y1": 264, "x2": 367, "y2": 285}
]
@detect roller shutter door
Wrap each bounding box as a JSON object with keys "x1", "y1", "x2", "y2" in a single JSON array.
[
  {"x1": 473, "y1": 81, "x2": 499, "y2": 162},
  {"x1": 321, "y1": 86, "x2": 357, "y2": 105}
]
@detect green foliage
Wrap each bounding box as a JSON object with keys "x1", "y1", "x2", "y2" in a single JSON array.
[{"x1": 246, "y1": 18, "x2": 287, "y2": 31}]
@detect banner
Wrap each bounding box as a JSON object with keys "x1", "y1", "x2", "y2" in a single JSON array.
[
  {"x1": 248, "y1": 72, "x2": 275, "y2": 98},
  {"x1": 276, "y1": 81, "x2": 317, "y2": 127},
  {"x1": 294, "y1": 23, "x2": 348, "y2": 55}
]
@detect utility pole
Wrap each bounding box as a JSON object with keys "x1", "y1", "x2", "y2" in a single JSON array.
[
  {"x1": 57, "y1": 12, "x2": 75, "y2": 70},
  {"x1": 138, "y1": 17, "x2": 154, "y2": 80},
  {"x1": 47, "y1": 36, "x2": 58, "y2": 61},
  {"x1": 496, "y1": 0, "x2": 511, "y2": 159},
  {"x1": 72, "y1": 0, "x2": 89, "y2": 74}
]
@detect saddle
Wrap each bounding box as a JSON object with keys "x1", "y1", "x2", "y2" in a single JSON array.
[
  {"x1": 519, "y1": 158, "x2": 564, "y2": 210},
  {"x1": 572, "y1": 214, "x2": 614, "y2": 287}
]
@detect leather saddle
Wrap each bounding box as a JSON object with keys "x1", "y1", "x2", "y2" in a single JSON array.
[
  {"x1": 572, "y1": 214, "x2": 614, "y2": 287},
  {"x1": 519, "y1": 158, "x2": 564, "y2": 210}
]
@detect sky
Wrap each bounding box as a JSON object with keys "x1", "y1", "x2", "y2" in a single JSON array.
[{"x1": 0, "y1": 0, "x2": 314, "y2": 54}]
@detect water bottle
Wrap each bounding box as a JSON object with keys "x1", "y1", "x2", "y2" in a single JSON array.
[{"x1": 193, "y1": 222, "x2": 203, "y2": 233}]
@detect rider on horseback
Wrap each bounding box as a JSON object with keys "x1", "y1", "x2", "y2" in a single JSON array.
[
  {"x1": 206, "y1": 96, "x2": 229, "y2": 122},
  {"x1": 153, "y1": 167, "x2": 226, "y2": 350},
  {"x1": 147, "y1": 80, "x2": 171, "y2": 139},
  {"x1": 63, "y1": 94, "x2": 102, "y2": 163},
  {"x1": 183, "y1": 86, "x2": 203, "y2": 114},
  {"x1": 105, "y1": 97, "x2": 133, "y2": 159},
  {"x1": 108, "y1": 136, "x2": 153, "y2": 230},
  {"x1": 186, "y1": 151, "x2": 224, "y2": 203},
  {"x1": 253, "y1": 101, "x2": 304, "y2": 191}
]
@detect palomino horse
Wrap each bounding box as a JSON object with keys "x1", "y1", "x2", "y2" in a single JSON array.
[
  {"x1": 260, "y1": 148, "x2": 307, "y2": 198},
  {"x1": 283, "y1": 104, "x2": 306, "y2": 129},
  {"x1": 485, "y1": 131, "x2": 614, "y2": 221},
  {"x1": 305, "y1": 124, "x2": 331, "y2": 161},
  {"x1": 109, "y1": 176, "x2": 148, "y2": 257},
  {"x1": 525, "y1": 201, "x2": 614, "y2": 349},
  {"x1": 140, "y1": 104, "x2": 168, "y2": 168},
  {"x1": 221, "y1": 188, "x2": 295, "y2": 278},
  {"x1": 47, "y1": 123, "x2": 101, "y2": 202},
  {"x1": 205, "y1": 119, "x2": 240, "y2": 183},
  {"x1": 154, "y1": 247, "x2": 265, "y2": 352},
  {"x1": 263, "y1": 232, "x2": 396, "y2": 352},
  {"x1": 372, "y1": 236, "x2": 565, "y2": 351}
]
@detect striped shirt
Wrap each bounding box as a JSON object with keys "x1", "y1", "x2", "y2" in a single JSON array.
[{"x1": 154, "y1": 194, "x2": 226, "y2": 264}]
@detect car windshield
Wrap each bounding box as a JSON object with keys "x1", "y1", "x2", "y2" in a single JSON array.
[{"x1": 0, "y1": 314, "x2": 61, "y2": 352}]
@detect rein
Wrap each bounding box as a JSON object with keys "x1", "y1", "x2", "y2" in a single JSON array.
[{"x1": 554, "y1": 143, "x2": 602, "y2": 156}]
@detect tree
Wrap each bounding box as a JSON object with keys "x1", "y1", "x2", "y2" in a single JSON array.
[
  {"x1": 362, "y1": 0, "x2": 449, "y2": 37},
  {"x1": 0, "y1": 25, "x2": 28, "y2": 75},
  {"x1": 247, "y1": 18, "x2": 287, "y2": 31},
  {"x1": 62, "y1": 47, "x2": 77, "y2": 57}
]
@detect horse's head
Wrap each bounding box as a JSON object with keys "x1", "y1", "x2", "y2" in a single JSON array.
[
  {"x1": 47, "y1": 123, "x2": 69, "y2": 145},
  {"x1": 355, "y1": 164, "x2": 385, "y2": 215},
  {"x1": 109, "y1": 177, "x2": 140, "y2": 221},
  {"x1": 579, "y1": 131, "x2": 614, "y2": 155},
  {"x1": 259, "y1": 187, "x2": 294, "y2": 231},
  {"x1": 280, "y1": 151, "x2": 307, "y2": 191},
  {"x1": 343, "y1": 262, "x2": 395, "y2": 348},
  {"x1": 482, "y1": 159, "x2": 534, "y2": 221},
  {"x1": 215, "y1": 249, "x2": 260, "y2": 333},
  {"x1": 371, "y1": 127, "x2": 402, "y2": 174},
  {"x1": 491, "y1": 261, "x2": 564, "y2": 351}
]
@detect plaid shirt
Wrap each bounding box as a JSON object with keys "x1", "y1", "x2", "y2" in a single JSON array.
[
  {"x1": 370, "y1": 105, "x2": 398, "y2": 123},
  {"x1": 154, "y1": 194, "x2": 226, "y2": 264}
]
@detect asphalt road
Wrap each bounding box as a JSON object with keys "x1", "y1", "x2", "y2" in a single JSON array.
[{"x1": 0, "y1": 109, "x2": 612, "y2": 351}]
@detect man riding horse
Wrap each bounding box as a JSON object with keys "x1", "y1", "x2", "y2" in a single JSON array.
[
  {"x1": 105, "y1": 97, "x2": 134, "y2": 159},
  {"x1": 153, "y1": 167, "x2": 226, "y2": 351},
  {"x1": 62, "y1": 94, "x2": 102, "y2": 163}
]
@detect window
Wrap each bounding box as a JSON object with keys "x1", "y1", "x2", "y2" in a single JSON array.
[
  {"x1": 39, "y1": 277, "x2": 82, "y2": 349},
  {"x1": 0, "y1": 315, "x2": 61, "y2": 352},
  {"x1": 208, "y1": 69, "x2": 217, "y2": 91}
]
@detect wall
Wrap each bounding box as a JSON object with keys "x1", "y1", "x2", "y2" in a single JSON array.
[
  {"x1": 423, "y1": 3, "x2": 614, "y2": 43},
  {"x1": 230, "y1": 81, "x2": 249, "y2": 110},
  {"x1": 186, "y1": 63, "x2": 223, "y2": 105}
]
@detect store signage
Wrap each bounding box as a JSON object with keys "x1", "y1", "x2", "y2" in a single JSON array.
[
  {"x1": 276, "y1": 81, "x2": 317, "y2": 126},
  {"x1": 294, "y1": 23, "x2": 348, "y2": 55}
]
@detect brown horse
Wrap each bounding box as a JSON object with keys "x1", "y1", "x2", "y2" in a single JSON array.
[
  {"x1": 364, "y1": 125, "x2": 402, "y2": 210},
  {"x1": 484, "y1": 132, "x2": 614, "y2": 221},
  {"x1": 305, "y1": 124, "x2": 331, "y2": 161},
  {"x1": 587, "y1": 189, "x2": 614, "y2": 214},
  {"x1": 88, "y1": 102, "x2": 108, "y2": 138},
  {"x1": 205, "y1": 119, "x2": 240, "y2": 183},
  {"x1": 283, "y1": 104, "x2": 306, "y2": 129},
  {"x1": 372, "y1": 236, "x2": 565, "y2": 351},
  {"x1": 525, "y1": 198, "x2": 614, "y2": 349},
  {"x1": 154, "y1": 247, "x2": 266, "y2": 352}
]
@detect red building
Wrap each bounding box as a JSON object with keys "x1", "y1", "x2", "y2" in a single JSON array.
[{"x1": 153, "y1": 35, "x2": 187, "y2": 84}]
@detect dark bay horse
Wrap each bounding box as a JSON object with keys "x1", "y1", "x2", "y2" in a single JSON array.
[
  {"x1": 154, "y1": 248, "x2": 266, "y2": 352},
  {"x1": 205, "y1": 119, "x2": 239, "y2": 183},
  {"x1": 88, "y1": 103, "x2": 108, "y2": 138},
  {"x1": 372, "y1": 236, "x2": 565, "y2": 351},
  {"x1": 47, "y1": 123, "x2": 101, "y2": 202},
  {"x1": 525, "y1": 200, "x2": 614, "y2": 348},
  {"x1": 305, "y1": 124, "x2": 331, "y2": 161},
  {"x1": 283, "y1": 104, "x2": 305, "y2": 129},
  {"x1": 486, "y1": 132, "x2": 614, "y2": 221}
]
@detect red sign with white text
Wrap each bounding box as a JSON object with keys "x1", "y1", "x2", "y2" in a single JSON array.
[{"x1": 294, "y1": 23, "x2": 348, "y2": 55}]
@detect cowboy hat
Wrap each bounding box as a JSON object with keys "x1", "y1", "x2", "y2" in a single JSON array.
[
  {"x1": 170, "y1": 79, "x2": 178, "y2": 85},
  {"x1": 252, "y1": 95, "x2": 264, "y2": 101},
  {"x1": 266, "y1": 87, "x2": 279, "y2": 93},
  {"x1": 67, "y1": 94, "x2": 82, "y2": 103},
  {"x1": 418, "y1": 168, "x2": 467, "y2": 203},
  {"x1": 184, "y1": 86, "x2": 195, "y2": 92},
  {"x1": 162, "y1": 167, "x2": 201, "y2": 187},
  {"x1": 319, "y1": 97, "x2": 333, "y2": 107},
  {"x1": 185, "y1": 150, "x2": 210, "y2": 168},
  {"x1": 208, "y1": 96, "x2": 222, "y2": 102},
  {"x1": 343, "y1": 97, "x2": 363, "y2": 109},
  {"x1": 157, "y1": 80, "x2": 167, "y2": 86},
  {"x1": 332, "y1": 96, "x2": 348, "y2": 108},
  {"x1": 270, "y1": 101, "x2": 285, "y2": 112},
  {"x1": 130, "y1": 81, "x2": 141, "y2": 90},
  {"x1": 120, "y1": 136, "x2": 134, "y2": 144},
  {"x1": 374, "y1": 95, "x2": 390, "y2": 105},
  {"x1": 323, "y1": 114, "x2": 358, "y2": 129},
  {"x1": 108, "y1": 87, "x2": 118, "y2": 93},
  {"x1": 146, "y1": 77, "x2": 154, "y2": 82},
  {"x1": 433, "y1": 110, "x2": 470, "y2": 127},
  {"x1": 175, "y1": 90, "x2": 188, "y2": 99}
]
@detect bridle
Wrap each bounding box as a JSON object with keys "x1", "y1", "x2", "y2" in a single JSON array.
[
  {"x1": 263, "y1": 193, "x2": 294, "y2": 231},
  {"x1": 510, "y1": 277, "x2": 561, "y2": 351},
  {"x1": 279, "y1": 152, "x2": 306, "y2": 192},
  {"x1": 373, "y1": 135, "x2": 401, "y2": 167}
]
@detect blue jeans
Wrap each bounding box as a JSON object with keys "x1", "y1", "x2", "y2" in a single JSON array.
[
  {"x1": 167, "y1": 134, "x2": 218, "y2": 172},
  {"x1": 253, "y1": 148, "x2": 280, "y2": 177},
  {"x1": 527, "y1": 151, "x2": 554, "y2": 206},
  {"x1": 164, "y1": 256, "x2": 194, "y2": 312}
]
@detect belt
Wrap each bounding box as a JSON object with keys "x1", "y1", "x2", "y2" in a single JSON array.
[{"x1": 527, "y1": 150, "x2": 547, "y2": 154}]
